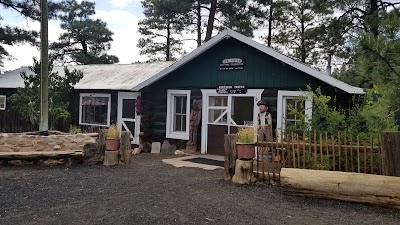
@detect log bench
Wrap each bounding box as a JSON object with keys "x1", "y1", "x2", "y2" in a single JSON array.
[{"x1": 0, "y1": 150, "x2": 84, "y2": 166}]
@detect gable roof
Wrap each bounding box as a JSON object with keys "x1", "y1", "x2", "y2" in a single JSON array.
[
  {"x1": 132, "y1": 29, "x2": 364, "y2": 94},
  {"x1": 0, "y1": 62, "x2": 174, "y2": 90}
]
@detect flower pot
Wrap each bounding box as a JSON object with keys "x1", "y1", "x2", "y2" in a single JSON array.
[
  {"x1": 237, "y1": 143, "x2": 256, "y2": 159},
  {"x1": 105, "y1": 139, "x2": 120, "y2": 151}
]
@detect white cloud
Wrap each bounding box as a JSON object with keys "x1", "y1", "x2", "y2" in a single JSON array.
[
  {"x1": 109, "y1": 0, "x2": 141, "y2": 9},
  {"x1": 94, "y1": 9, "x2": 146, "y2": 63}
]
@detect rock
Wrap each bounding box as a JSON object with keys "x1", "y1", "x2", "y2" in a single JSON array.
[
  {"x1": 166, "y1": 144, "x2": 176, "y2": 155},
  {"x1": 151, "y1": 142, "x2": 161, "y2": 154},
  {"x1": 132, "y1": 148, "x2": 141, "y2": 155},
  {"x1": 140, "y1": 142, "x2": 151, "y2": 153},
  {"x1": 83, "y1": 143, "x2": 103, "y2": 165},
  {"x1": 174, "y1": 150, "x2": 185, "y2": 155},
  {"x1": 161, "y1": 140, "x2": 171, "y2": 153},
  {"x1": 53, "y1": 145, "x2": 61, "y2": 150}
]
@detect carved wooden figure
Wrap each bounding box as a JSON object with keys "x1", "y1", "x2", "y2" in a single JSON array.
[{"x1": 186, "y1": 99, "x2": 202, "y2": 153}]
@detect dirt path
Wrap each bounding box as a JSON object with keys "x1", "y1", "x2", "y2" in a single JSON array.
[{"x1": 0, "y1": 154, "x2": 399, "y2": 225}]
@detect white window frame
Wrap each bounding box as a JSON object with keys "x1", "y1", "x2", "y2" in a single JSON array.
[
  {"x1": 277, "y1": 90, "x2": 313, "y2": 140},
  {"x1": 0, "y1": 95, "x2": 5, "y2": 110},
  {"x1": 166, "y1": 90, "x2": 191, "y2": 140},
  {"x1": 79, "y1": 93, "x2": 111, "y2": 127}
]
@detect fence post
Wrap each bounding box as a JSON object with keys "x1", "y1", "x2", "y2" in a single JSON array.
[
  {"x1": 224, "y1": 134, "x2": 238, "y2": 181},
  {"x1": 381, "y1": 132, "x2": 400, "y2": 176}
]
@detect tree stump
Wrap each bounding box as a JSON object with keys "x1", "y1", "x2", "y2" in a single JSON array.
[
  {"x1": 97, "y1": 129, "x2": 106, "y2": 155},
  {"x1": 381, "y1": 132, "x2": 400, "y2": 177},
  {"x1": 232, "y1": 159, "x2": 254, "y2": 184},
  {"x1": 104, "y1": 151, "x2": 119, "y2": 166},
  {"x1": 119, "y1": 131, "x2": 132, "y2": 165}
]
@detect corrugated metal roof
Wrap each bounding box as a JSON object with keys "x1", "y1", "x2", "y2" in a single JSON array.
[{"x1": 0, "y1": 62, "x2": 175, "y2": 90}]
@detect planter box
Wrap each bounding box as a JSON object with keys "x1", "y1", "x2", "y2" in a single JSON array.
[
  {"x1": 105, "y1": 139, "x2": 120, "y2": 151},
  {"x1": 237, "y1": 143, "x2": 255, "y2": 159}
]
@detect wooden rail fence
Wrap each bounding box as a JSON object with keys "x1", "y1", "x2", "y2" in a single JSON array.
[{"x1": 250, "y1": 130, "x2": 400, "y2": 184}]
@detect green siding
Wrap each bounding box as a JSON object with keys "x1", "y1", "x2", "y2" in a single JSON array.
[{"x1": 141, "y1": 38, "x2": 353, "y2": 141}]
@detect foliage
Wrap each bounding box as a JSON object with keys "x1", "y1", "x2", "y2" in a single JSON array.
[
  {"x1": 237, "y1": 127, "x2": 255, "y2": 143},
  {"x1": 285, "y1": 86, "x2": 398, "y2": 141},
  {"x1": 0, "y1": 0, "x2": 61, "y2": 68},
  {"x1": 9, "y1": 58, "x2": 83, "y2": 129},
  {"x1": 106, "y1": 124, "x2": 120, "y2": 139},
  {"x1": 50, "y1": 0, "x2": 119, "y2": 65},
  {"x1": 138, "y1": 0, "x2": 193, "y2": 61},
  {"x1": 69, "y1": 125, "x2": 82, "y2": 134},
  {"x1": 263, "y1": 0, "x2": 334, "y2": 65}
]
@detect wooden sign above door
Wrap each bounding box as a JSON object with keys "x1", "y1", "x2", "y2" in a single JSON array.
[{"x1": 217, "y1": 85, "x2": 248, "y2": 94}]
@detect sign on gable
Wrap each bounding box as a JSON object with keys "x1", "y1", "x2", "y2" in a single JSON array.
[{"x1": 219, "y1": 58, "x2": 245, "y2": 71}]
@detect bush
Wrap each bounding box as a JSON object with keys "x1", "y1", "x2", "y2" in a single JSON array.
[
  {"x1": 106, "y1": 124, "x2": 120, "y2": 140},
  {"x1": 237, "y1": 127, "x2": 255, "y2": 143}
]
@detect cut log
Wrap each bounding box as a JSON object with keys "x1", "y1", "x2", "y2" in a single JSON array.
[
  {"x1": 103, "y1": 151, "x2": 119, "y2": 166},
  {"x1": 280, "y1": 168, "x2": 400, "y2": 209},
  {"x1": 381, "y1": 132, "x2": 400, "y2": 177},
  {"x1": 97, "y1": 129, "x2": 106, "y2": 155},
  {"x1": 119, "y1": 131, "x2": 132, "y2": 165},
  {"x1": 0, "y1": 150, "x2": 83, "y2": 161},
  {"x1": 232, "y1": 159, "x2": 254, "y2": 184}
]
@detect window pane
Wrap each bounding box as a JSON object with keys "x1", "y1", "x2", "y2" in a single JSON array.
[
  {"x1": 174, "y1": 115, "x2": 184, "y2": 132},
  {"x1": 122, "y1": 99, "x2": 135, "y2": 119},
  {"x1": 174, "y1": 96, "x2": 187, "y2": 114},
  {"x1": 286, "y1": 99, "x2": 296, "y2": 120},
  {"x1": 123, "y1": 121, "x2": 136, "y2": 137},
  {"x1": 209, "y1": 97, "x2": 228, "y2": 107},
  {"x1": 81, "y1": 96, "x2": 109, "y2": 125},
  {"x1": 231, "y1": 97, "x2": 253, "y2": 125},
  {"x1": 209, "y1": 109, "x2": 227, "y2": 124}
]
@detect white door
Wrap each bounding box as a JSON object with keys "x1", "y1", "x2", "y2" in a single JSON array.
[
  {"x1": 117, "y1": 92, "x2": 141, "y2": 144},
  {"x1": 201, "y1": 89, "x2": 264, "y2": 154}
]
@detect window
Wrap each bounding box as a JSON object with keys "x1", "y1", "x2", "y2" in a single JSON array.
[
  {"x1": 276, "y1": 91, "x2": 312, "y2": 139},
  {"x1": 0, "y1": 95, "x2": 5, "y2": 110},
  {"x1": 284, "y1": 98, "x2": 305, "y2": 128},
  {"x1": 208, "y1": 96, "x2": 228, "y2": 124},
  {"x1": 166, "y1": 90, "x2": 191, "y2": 140},
  {"x1": 79, "y1": 93, "x2": 111, "y2": 126}
]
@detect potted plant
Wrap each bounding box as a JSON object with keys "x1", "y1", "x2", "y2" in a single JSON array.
[
  {"x1": 105, "y1": 124, "x2": 121, "y2": 151},
  {"x1": 237, "y1": 127, "x2": 256, "y2": 159}
]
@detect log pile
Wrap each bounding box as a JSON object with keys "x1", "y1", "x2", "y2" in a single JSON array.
[{"x1": 280, "y1": 168, "x2": 400, "y2": 209}]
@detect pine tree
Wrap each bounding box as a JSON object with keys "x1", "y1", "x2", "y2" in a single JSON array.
[
  {"x1": 263, "y1": 0, "x2": 333, "y2": 66},
  {"x1": 0, "y1": 0, "x2": 61, "y2": 68},
  {"x1": 138, "y1": 0, "x2": 193, "y2": 61},
  {"x1": 50, "y1": 0, "x2": 119, "y2": 65}
]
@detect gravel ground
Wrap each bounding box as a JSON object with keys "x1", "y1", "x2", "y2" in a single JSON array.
[{"x1": 0, "y1": 154, "x2": 399, "y2": 225}]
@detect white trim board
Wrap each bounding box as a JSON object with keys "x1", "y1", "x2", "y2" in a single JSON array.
[
  {"x1": 166, "y1": 90, "x2": 191, "y2": 140},
  {"x1": 117, "y1": 92, "x2": 141, "y2": 145},
  {"x1": 200, "y1": 89, "x2": 263, "y2": 154},
  {"x1": 132, "y1": 29, "x2": 364, "y2": 95},
  {"x1": 276, "y1": 90, "x2": 313, "y2": 141},
  {"x1": 79, "y1": 93, "x2": 111, "y2": 127}
]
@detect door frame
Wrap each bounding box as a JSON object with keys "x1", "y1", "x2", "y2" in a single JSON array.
[
  {"x1": 200, "y1": 89, "x2": 264, "y2": 154},
  {"x1": 117, "y1": 92, "x2": 141, "y2": 144}
]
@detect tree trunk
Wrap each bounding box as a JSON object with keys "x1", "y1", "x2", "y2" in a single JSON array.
[
  {"x1": 196, "y1": 0, "x2": 202, "y2": 47},
  {"x1": 368, "y1": 0, "x2": 379, "y2": 38},
  {"x1": 232, "y1": 159, "x2": 254, "y2": 184},
  {"x1": 381, "y1": 132, "x2": 400, "y2": 177},
  {"x1": 205, "y1": 0, "x2": 217, "y2": 42},
  {"x1": 119, "y1": 131, "x2": 132, "y2": 165},
  {"x1": 104, "y1": 151, "x2": 119, "y2": 166},
  {"x1": 300, "y1": 4, "x2": 306, "y2": 63},
  {"x1": 166, "y1": 20, "x2": 171, "y2": 61},
  {"x1": 280, "y1": 168, "x2": 400, "y2": 209},
  {"x1": 267, "y1": 0, "x2": 273, "y2": 47}
]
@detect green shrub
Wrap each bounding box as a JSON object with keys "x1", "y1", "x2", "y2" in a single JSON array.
[
  {"x1": 238, "y1": 127, "x2": 255, "y2": 143},
  {"x1": 69, "y1": 125, "x2": 82, "y2": 134},
  {"x1": 106, "y1": 124, "x2": 120, "y2": 139}
]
